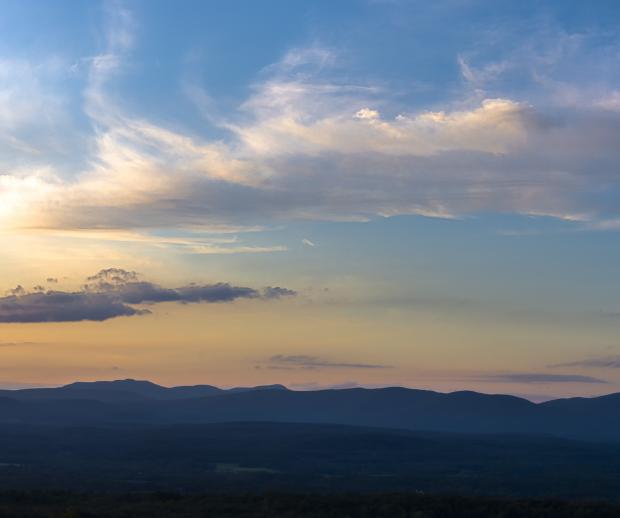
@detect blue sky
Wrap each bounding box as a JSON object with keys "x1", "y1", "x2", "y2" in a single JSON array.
[{"x1": 0, "y1": 0, "x2": 619, "y2": 396}]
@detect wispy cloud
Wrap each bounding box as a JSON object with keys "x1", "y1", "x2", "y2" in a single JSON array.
[
  {"x1": 468, "y1": 372, "x2": 607, "y2": 384},
  {"x1": 550, "y1": 356, "x2": 620, "y2": 369},
  {"x1": 29, "y1": 229, "x2": 287, "y2": 255},
  {"x1": 1, "y1": 6, "x2": 620, "y2": 236},
  {"x1": 258, "y1": 354, "x2": 392, "y2": 371}
]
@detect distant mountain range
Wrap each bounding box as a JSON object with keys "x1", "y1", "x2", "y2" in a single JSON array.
[
  {"x1": 1, "y1": 379, "x2": 619, "y2": 442},
  {"x1": 1, "y1": 379, "x2": 287, "y2": 402}
]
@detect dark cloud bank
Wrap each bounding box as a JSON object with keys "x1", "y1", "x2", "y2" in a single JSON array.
[{"x1": 0, "y1": 268, "x2": 295, "y2": 323}]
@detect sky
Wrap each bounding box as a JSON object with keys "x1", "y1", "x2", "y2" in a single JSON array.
[{"x1": 0, "y1": 0, "x2": 619, "y2": 399}]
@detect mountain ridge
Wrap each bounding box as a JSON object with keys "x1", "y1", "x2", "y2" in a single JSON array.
[
  {"x1": 5, "y1": 378, "x2": 613, "y2": 404},
  {"x1": 0, "y1": 379, "x2": 618, "y2": 441}
]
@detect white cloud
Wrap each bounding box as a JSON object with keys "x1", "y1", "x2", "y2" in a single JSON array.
[
  {"x1": 0, "y1": 30, "x2": 619, "y2": 237},
  {"x1": 355, "y1": 107, "x2": 380, "y2": 120}
]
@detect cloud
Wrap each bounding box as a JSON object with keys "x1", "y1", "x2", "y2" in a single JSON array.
[
  {"x1": 2, "y1": 88, "x2": 561, "y2": 230},
  {"x1": 1, "y1": 10, "x2": 620, "y2": 235},
  {"x1": 302, "y1": 239, "x2": 316, "y2": 247},
  {"x1": 470, "y1": 372, "x2": 607, "y2": 384},
  {"x1": 261, "y1": 354, "x2": 392, "y2": 371},
  {"x1": 0, "y1": 291, "x2": 145, "y2": 323},
  {"x1": 261, "y1": 287, "x2": 297, "y2": 299},
  {"x1": 550, "y1": 356, "x2": 620, "y2": 369},
  {"x1": 0, "y1": 342, "x2": 38, "y2": 348},
  {"x1": 0, "y1": 58, "x2": 72, "y2": 160},
  {"x1": 289, "y1": 381, "x2": 390, "y2": 390},
  {"x1": 0, "y1": 268, "x2": 295, "y2": 323},
  {"x1": 34, "y1": 229, "x2": 287, "y2": 255},
  {"x1": 355, "y1": 107, "x2": 380, "y2": 120}
]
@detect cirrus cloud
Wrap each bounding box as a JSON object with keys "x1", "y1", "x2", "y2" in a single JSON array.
[
  {"x1": 258, "y1": 354, "x2": 392, "y2": 371},
  {"x1": 469, "y1": 372, "x2": 607, "y2": 384},
  {"x1": 550, "y1": 356, "x2": 620, "y2": 369},
  {"x1": 0, "y1": 9, "x2": 619, "y2": 235}
]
